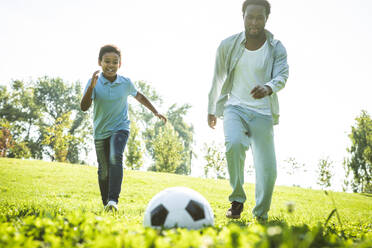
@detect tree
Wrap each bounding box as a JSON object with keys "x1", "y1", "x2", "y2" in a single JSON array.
[
  {"x1": 284, "y1": 157, "x2": 306, "y2": 176},
  {"x1": 0, "y1": 118, "x2": 31, "y2": 159},
  {"x1": 125, "y1": 120, "x2": 144, "y2": 170},
  {"x1": 245, "y1": 163, "x2": 255, "y2": 182},
  {"x1": 130, "y1": 81, "x2": 194, "y2": 174},
  {"x1": 129, "y1": 80, "x2": 163, "y2": 129},
  {"x1": 42, "y1": 112, "x2": 77, "y2": 162},
  {"x1": 0, "y1": 81, "x2": 42, "y2": 158},
  {"x1": 0, "y1": 119, "x2": 14, "y2": 157},
  {"x1": 34, "y1": 76, "x2": 92, "y2": 163},
  {"x1": 0, "y1": 77, "x2": 92, "y2": 163},
  {"x1": 165, "y1": 104, "x2": 194, "y2": 175},
  {"x1": 283, "y1": 157, "x2": 306, "y2": 186},
  {"x1": 149, "y1": 123, "x2": 184, "y2": 173},
  {"x1": 8, "y1": 141, "x2": 31, "y2": 159},
  {"x1": 203, "y1": 142, "x2": 227, "y2": 179},
  {"x1": 342, "y1": 159, "x2": 352, "y2": 192},
  {"x1": 345, "y1": 110, "x2": 372, "y2": 193},
  {"x1": 316, "y1": 157, "x2": 333, "y2": 189}
]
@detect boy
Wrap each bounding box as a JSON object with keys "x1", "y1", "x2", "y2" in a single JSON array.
[{"x1": 81, "y1": 44, "x2": 166, "y2": 211}]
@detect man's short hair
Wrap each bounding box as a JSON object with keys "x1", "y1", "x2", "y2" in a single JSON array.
[
  {"x1": 98, "y1": 44, "x2": 121, "y2": 61},
  {"x1": 242, "y1": 0, "x2": 271, "y2": 17}
]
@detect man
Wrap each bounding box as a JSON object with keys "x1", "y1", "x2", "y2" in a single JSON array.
[{"x1": 207, "y1": 0, "x2": 289, "y2": 221}]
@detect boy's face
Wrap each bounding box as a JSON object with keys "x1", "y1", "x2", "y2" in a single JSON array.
[{"x1": 98, "y1": 52, "x2": 121, "y2": 79}]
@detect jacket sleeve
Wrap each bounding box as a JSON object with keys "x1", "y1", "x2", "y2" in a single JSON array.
[
  {"x1": 265, "y1": 41, "x2": 289, "y2": 93},
  {"x1": 208, "y1": 42, "x2": 227, "y2": 115}
]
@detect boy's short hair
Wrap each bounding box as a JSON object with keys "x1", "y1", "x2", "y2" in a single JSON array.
[
  {"x1": 242, "y1": 0, "x2": 271, "y2": 16},
  {"x1": 98, "y1": 44, "x2": 121, "y2": 61}
]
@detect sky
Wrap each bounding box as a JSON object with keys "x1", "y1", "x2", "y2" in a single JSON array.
[{"x1": 1, "y1": 0, "x2": 372, "y2": 191}]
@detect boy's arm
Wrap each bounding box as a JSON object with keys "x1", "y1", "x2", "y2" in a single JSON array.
[
  {"x1": 134, "y1": 92, "x2": 167, "y2": 123},
  {"x1": 81, "y1": 70, "x2": 99, "y2": 111}
]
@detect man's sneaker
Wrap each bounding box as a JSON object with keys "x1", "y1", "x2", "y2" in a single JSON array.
[
  {"x1": 226, "y1": 201, "x2": 244, "y2": 219},
  {"x1": 254, "y1": 216, "x2": 268, "y2": 224},
  {"x1": 105, "y1": 200, "x2": 118, "y2": 212}
]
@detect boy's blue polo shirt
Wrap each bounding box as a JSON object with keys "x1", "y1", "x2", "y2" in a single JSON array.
[{"x1": 84, "y1": 73, "x2": 137, "y2": 140}]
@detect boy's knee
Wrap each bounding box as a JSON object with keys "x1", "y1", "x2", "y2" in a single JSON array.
[
  {"x1": 109, "y1": 154, "x2": 123, "y2": 167},
  {"x1": 98, "y1": 168, "x2": 108, "y2": 180}
]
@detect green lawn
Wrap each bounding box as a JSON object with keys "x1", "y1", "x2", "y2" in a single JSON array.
[{"x1": 0, "y1": 158, "x2": 371, "y2": 247}]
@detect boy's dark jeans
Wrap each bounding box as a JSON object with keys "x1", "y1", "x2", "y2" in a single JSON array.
[{"x1": 94, "y1": 130, "x2": 129, "y2": 205}]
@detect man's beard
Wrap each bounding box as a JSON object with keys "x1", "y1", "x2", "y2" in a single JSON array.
[{"x1": 246, "y1": 28, "x2": 264, "y2": 39}]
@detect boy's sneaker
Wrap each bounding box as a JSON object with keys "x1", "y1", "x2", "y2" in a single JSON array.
[
  {"x1": 105, "y1": 200, "x2": 118, "y2": 212},
  {"x1": 226, "y1": 201, "x2": 244, "y2": 219}
]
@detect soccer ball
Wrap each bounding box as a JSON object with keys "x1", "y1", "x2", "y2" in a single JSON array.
[{"x1": 143, "y1": 187, "x2": 214, "y2": 229}]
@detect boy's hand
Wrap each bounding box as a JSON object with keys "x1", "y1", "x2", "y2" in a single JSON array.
[
  {"x1": 90, "y1": 70, "x2": 100, "y2": 89},
  {"x1": 155, "y1": 113, "x2": 167, "y2": 123}
]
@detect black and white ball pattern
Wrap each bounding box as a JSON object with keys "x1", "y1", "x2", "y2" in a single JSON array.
[{"x1": 143, "y1": 187, "x2": 214, "y2": 229}]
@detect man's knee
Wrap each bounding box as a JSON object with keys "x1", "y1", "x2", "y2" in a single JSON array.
[
  {"x1": 272, "y1": 168, "x2": 277, "y2": 182},
  {"x1": 226, "y1": 139, "x2": 246, "y2": 153},
  {"x1": 264, "y1": 166, "x2": 277, "y2": 185}
]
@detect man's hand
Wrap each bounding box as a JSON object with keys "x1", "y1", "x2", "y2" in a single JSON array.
[
  {"x1": 208, "y1": 114, "x2": 217, "y2": 129},
  {"x1": 155, "y1": 113, "x2": 167, "y2": 123},
  {"x1": 90, "y1": 70, "x2": 100, "y2": 89},
  {"x1": 251, "y1": 85, "x2": 272, "y2": 99}
]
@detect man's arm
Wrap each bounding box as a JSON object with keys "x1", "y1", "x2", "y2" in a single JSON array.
[
  {"x1": 81, "y1": 70, "x2": 99, "y2": 111},
  {"x1": 208, "y1": 42, "x2": 227, "y2": 129},
  {"x1": 208, "y1": 42, "x2": 227, "y2": 115},
  {"x1": 208, "y1": 114, "x2": 217, "y2": 129},
  {"x1": 265, "y1": 41, "x2": 289, "y2": 94},
  {"x1": 134, "y1": 92, "x2": 167, "y2": 123},
  {"x1": 251, "y1": 42, "x2": 288, "y2": 99}
]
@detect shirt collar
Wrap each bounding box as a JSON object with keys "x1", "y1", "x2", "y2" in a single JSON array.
[
  {"x1": 99, "y1": 73, "x2": 121, "y2": 85},
  {"x1": 239, "y1": 29, "x2": 275, "y2": 46}
]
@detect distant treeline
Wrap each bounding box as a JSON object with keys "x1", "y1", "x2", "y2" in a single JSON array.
[{"x1": 0, "y1": 77, "x2": 194, "y2": 175}]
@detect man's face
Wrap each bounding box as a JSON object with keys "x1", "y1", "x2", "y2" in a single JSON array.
[
  {"x1": 243, "y1": 5, "x2": 267, "y2": 38},
  {"x1": 99, "y1": 52, "x2": 121, "y2": 78}
]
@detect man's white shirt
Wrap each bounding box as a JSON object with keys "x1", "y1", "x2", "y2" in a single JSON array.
[{"x1": 226, "y1": 40, "x2": 271, "y2": 116}]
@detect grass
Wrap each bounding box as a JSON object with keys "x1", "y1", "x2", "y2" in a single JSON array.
[{"x1": 0, "y1": 157, "x2": 371, "y2": 247}]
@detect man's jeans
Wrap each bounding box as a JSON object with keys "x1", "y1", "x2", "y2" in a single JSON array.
[
  {"x1": 94, "y1": 130, "x2": 129, "y2": 205},
  {"x1": 223, "y1": 105, "x2": 277, "y2": 220}
]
